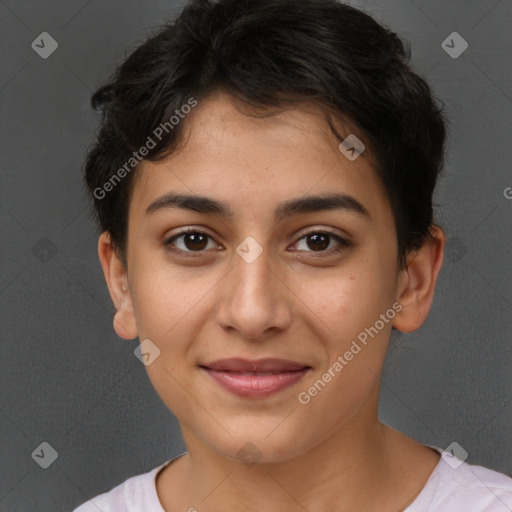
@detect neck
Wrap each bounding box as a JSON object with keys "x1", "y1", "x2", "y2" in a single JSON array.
[{"x1": 157, "y1": 412, "x2": 437, "y2": 511}]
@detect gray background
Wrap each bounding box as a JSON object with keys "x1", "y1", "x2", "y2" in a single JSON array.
[{"x1": 0, "y1": 0, "x2": 511, "y2": 510}]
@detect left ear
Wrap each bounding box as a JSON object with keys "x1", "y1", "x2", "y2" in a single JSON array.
[{"x1": 392, "y1": 225, "x2": 445, "y2": 333}]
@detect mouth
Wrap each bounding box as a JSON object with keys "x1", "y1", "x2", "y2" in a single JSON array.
[{"x1": 199, "y1": 358, "x2": 312, "y2": 398}]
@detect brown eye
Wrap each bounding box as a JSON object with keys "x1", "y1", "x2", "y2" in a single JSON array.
[
  {"x1": 293, "y1": 231, "x2": 350, "y2": 255},
  {"x1": 165, "y1": 229, "x2": 219, "y2": 256},
  {"x1": 180, "y1": 232, "x2": 208, "y2": 251},
  {"x1": 305, "y1": 233, "x2": 330, "y2": 251}
]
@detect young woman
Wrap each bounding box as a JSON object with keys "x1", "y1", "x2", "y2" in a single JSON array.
[{"x1": 74, "y1": 0, "x2": 512, "y2": 510}]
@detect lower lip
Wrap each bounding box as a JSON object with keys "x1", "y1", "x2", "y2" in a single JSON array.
[{"x1": 201, "y1": 367, "x2": 310, "y2": 398}]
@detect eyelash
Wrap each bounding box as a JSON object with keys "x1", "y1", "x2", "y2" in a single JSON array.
[{"x1": 163, "y1": 227, "x2": 351, "y2": 258}]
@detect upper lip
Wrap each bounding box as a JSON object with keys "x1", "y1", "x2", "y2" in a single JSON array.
[{"x1": 201, "y1": 358, "x2": 310, "y2": 373}]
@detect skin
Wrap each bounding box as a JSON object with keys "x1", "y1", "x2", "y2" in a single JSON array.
[{"x1": 98, "y1": 90, "x2": 445, "y2": 511}]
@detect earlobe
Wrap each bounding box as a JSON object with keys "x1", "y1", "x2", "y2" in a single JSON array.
[
  {"x1": 97, "y1": 232, "x2": 138, "y2": 340},
  {"x1": 113, "y1": 310, "x2": 137, "y2": 339},
  {"x1": 392, "y1": 225, "x2": 445, "y2": 333}
]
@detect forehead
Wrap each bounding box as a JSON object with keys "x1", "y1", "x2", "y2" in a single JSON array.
[{"x1": 129, "y1": 91, "x2": 390, "y2": 225}]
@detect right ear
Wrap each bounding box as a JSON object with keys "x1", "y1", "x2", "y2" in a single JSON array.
[{"x1": 97, "y1": 232, "x2": 138, "y2": 340}]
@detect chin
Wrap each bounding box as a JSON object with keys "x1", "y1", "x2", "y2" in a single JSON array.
[{"x1": 207, "y1": 424, "x2": 312, "y2": 466}]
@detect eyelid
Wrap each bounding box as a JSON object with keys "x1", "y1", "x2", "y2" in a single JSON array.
[
  {"x1": 294, "y1": 225, "x2": 351, "y2": 242},
  {"x1": 291, "y1": 229, "x2": 351, "y2": 255},
  {"x1": 164, "y1": 226, "x2": 221, "y2": 257}
]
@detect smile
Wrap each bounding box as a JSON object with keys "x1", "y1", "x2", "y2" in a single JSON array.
[{"x1": 199, "y1": 358, "x2": 311, "y2": 398}]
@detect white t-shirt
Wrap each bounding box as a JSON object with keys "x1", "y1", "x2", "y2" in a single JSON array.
[{"x1": 73, "y1": 446, "x2": 512, "y2": 511}]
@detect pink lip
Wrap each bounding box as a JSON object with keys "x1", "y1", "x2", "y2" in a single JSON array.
[{"x1": 200, "y1": 358, "x2": 311, "y2": 398}]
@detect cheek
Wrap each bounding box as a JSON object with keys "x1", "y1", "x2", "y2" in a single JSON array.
[
  {"x1": 296, "y1": 276, "x2": 393, "y2": 417},
  {"x1": 298, "y1": 259, "x2": 396, "y2": 379},
  {"x1": 129, "y1": 254, "x2": 206, "y2": 339},
  {"x1": 301, "y1": 267, "x2": 387, "y2": 337}
]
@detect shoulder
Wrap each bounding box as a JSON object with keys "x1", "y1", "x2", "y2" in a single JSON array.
[
  {"x1": 72, "y1": 462, "x2": 168, "y2": 512},
  {"x1": 408, "y1": 449, "x2": 512, "y2": 511}
]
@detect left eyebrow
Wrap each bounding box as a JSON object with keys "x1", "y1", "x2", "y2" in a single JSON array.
[{"x1": 145, "y1": 192, "x2": 370, "y2": 221}]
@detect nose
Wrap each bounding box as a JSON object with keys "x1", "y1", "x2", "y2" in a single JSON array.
[{"x1": 215, "y1": 243, "x2": 292, "y2": 341}]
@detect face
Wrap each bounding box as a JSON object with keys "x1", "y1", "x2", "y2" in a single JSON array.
[{"x1": 104, "y1": 91, "x2": 429, "y2": 464}]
